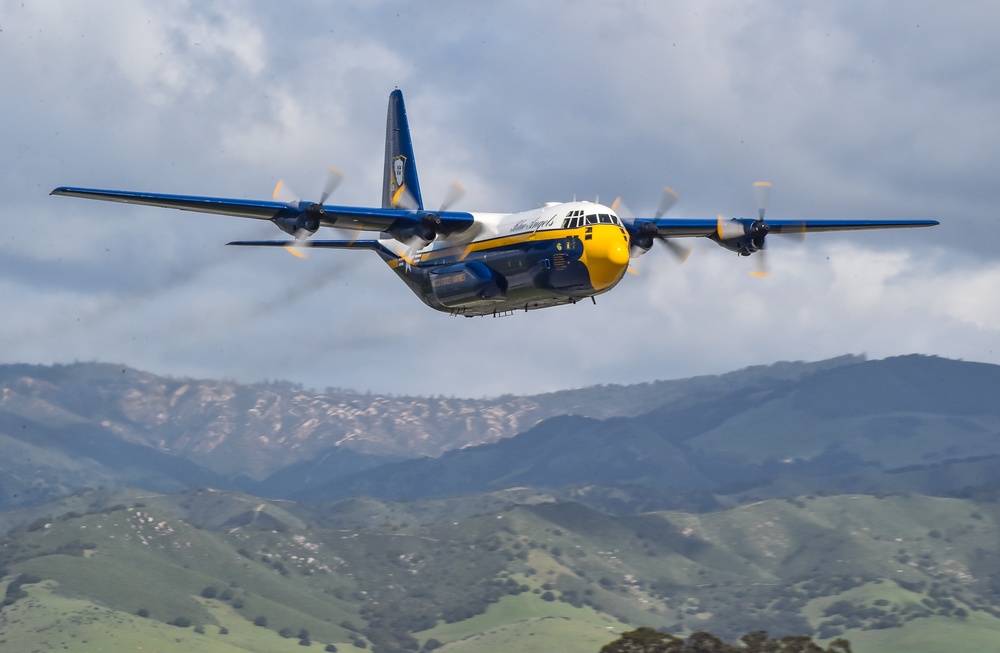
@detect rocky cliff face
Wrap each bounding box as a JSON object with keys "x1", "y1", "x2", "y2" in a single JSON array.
[{"x1": 0, "y1": 363, "x2": 555, "y2": 478}]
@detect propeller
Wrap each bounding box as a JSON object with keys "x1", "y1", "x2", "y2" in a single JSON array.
[
  {"x1": 613, "y1": 186, "x2": 691, "y2": 263},
  {"x1": 715, "y1": 181, "x2": 774, "y2": 276},
  {"x1": 439, "y1": 180, "x2": 466, "y2": 212},
  {"x1": 272, "y1": 167, "x2": 345, "y2": 258},
  {"x1": 753, "y1": 181, "x2": 771, "y2": 221},
  {"x1": 399, "y1": 181, "x2": 468, "y2": 268},
  {"x1": 655, "y1": 186, "x2": 680, "y2": 219},
  {"x1": 750, "y1": 181, "x2": 771, "y2": 277}
]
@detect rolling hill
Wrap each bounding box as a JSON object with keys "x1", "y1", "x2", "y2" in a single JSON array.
[{"x1": 2, "y1": 488, "x2": 1000, "y2": 653}]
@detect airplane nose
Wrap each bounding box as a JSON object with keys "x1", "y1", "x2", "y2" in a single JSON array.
[
  {"x1": 607, "y1": 241, "x2": 629, "y2": 267},
  {"x1": 584, "y1": 227, "x2": 630, "y2": 290}
]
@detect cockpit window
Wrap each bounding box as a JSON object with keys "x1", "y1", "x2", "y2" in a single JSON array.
[
  {"x1": 598, "y1": 214, "x2": 612, "y2": 224},
  {"x1": 586, "y1": 214, "x2": 598, "y2": 224}
]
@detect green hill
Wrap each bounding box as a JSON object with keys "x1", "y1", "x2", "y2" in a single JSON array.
[{"x1": 3, "y1": 489, "x2": 1000, "y2": 653}]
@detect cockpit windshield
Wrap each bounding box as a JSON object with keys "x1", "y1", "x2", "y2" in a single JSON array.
[{"x1": 560, "y1": 209, "x2": 622, "y2": 229}]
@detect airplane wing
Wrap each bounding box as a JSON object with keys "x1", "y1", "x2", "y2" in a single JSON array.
[
  {"x1": 50, "y1": 187, "x2": 476, "y2": 236},
  {"x1": 637, "y1": 217, "x2": 940, "y2": 238}
]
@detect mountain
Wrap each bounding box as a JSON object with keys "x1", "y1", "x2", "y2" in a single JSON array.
[
  {"x1": 0, "y1": 355, "x2": 864, "y2": 509},
  {"x1": 297, "y1": 356, "x2": 1000, "y2": 509},
  {"x1": 3, "y1": 354, "x2": 999, "y2": 512}
]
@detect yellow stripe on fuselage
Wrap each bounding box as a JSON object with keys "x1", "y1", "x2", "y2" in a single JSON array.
[{"x1": 389, "y1": 224, "x2": 631, "y2": 291}]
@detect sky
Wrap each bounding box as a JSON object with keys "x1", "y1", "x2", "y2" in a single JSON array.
[{"x1": 1, "y1": 1, "x2": 998, "y2": 397}]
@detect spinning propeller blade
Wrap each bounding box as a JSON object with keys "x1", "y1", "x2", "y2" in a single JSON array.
[
  {"x1": 320, "y1": 167, "x2": 345, "y2": 204},
  {"x1": 274, "y1": 167, "x2": 347, "y2": 259},
  {"x1": 655, "y1": 186, "x2": 680, "y2": 219},
  {"x1": 439, "y1": 181, "x2": 466, "y2": 212},
  {"x1": 615, "y1": 190, "x2": 690, "y2": 265},
  {"x1": 753, "y1": 181, "x2": 771, "y2": 221},
  {"x1": 392, "y1": 184, "x2": 419, "y2": 210}
]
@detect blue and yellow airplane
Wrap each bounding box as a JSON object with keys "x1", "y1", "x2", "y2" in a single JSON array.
[{"x1": 52, "y1": 90, "x2": 937, "y2": 317}]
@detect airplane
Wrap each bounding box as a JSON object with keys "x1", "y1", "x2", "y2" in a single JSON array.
[{"x1": 52, "y1": 90, "x2": 938, "y2": 317}]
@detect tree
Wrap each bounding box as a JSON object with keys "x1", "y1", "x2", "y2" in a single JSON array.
[
  {"x1": 599, "y1": 628, "x2": 853, "y2": 653},
  {"x1": 600, "y1": 627, "x2": 684, "y2": 653}
]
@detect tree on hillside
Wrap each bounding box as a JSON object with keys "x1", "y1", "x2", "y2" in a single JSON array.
[
  {"x1": 600, "y1": 627, "x2": 683, "y2": 653},
  {"x1": 599, "y1": 628, "x2": 853, "y2": 653}
]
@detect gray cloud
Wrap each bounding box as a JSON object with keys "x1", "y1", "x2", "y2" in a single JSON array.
[{"x1": 0, "y1": 1, "x2": 997, "y2": 396}]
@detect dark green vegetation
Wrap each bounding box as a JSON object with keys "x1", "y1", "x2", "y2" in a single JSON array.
[
  {"x1": 2, "y1": 355, "x2": 1000, "y2": 652},
  {"x1": 600, "y1": 627, "x2": 852, "y2": 653}
]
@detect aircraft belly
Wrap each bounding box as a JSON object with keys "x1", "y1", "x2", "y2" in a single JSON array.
[{"x1": 386, "y1": 234, "x2": 610, "y2": 316}]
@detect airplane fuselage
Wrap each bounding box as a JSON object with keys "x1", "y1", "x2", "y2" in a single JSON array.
[{"x1": 379, "y1": 201, "x2": 631, "y2": 316}]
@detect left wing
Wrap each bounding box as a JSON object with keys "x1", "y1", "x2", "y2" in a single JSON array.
[
  {"x1": 50, "y1": 187, "x2": 476, "y2": 238},
  {"x1": 634, "y1": 217, "x2": 940, "y2": 238}
]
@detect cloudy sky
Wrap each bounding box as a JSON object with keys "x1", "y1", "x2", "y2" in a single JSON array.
[{"x1": 2, "y1": 1, "x2": 998, "y2": 397}]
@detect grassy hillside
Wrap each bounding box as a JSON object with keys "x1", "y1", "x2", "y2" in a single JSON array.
[{"x1": 3, "y1": 489, "x2": 1000, "y2": 652}]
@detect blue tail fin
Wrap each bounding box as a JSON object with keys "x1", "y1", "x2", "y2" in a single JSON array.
[{"x1": 382, "y1": 90, "x2": 424, "y2": 210}]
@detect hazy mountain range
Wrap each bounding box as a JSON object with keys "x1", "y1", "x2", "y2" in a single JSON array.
[{"x1": 2, "y1": 355, "x2": 998, "y2": 513}]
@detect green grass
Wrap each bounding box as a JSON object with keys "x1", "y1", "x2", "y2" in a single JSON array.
[
  {"x1": 10, "y1": 506, "x2": 357, "y2": 643},
  {"x1": 0, "y1": 581, "x2": 366, "y2": 653},
  {"x1": 416, "y1": 592, "x2": 628, "y2": 653},
  {"x1": 840, "y1": 611, "x2": 1000, "y2": 653}
]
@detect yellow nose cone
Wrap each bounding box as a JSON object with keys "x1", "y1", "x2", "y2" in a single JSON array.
[{"x1": 584, "y1": 226, "x2": 630, "y2": 291}]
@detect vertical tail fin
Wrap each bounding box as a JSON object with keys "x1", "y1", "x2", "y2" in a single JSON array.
[{"x1": 382, "y1": 89, "x2": 424, "y2": 210}]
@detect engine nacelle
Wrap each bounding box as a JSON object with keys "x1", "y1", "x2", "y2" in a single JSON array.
[
  {"x1": 429, "y1": 261, "x2": 507, "y2": 308},
  {"x1": 712, "y1": 218, "x2": 768, "y2": 256},
  {"x1": 273, "y1": 204, "x2": 322, "y2": 237},
  {"x1": 390, "y1": 212, "x2": 442, "y2": 246},
  {"x1": 628, "y1": 221, "x2": 657, "y2": 258}
]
